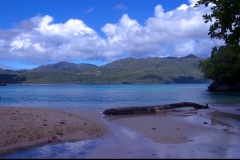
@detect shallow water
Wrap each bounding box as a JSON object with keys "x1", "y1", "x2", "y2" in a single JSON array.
[
  {"x1": 1, "y1": 84, "x2": 240, "y2": 158},
  {"x1": 1, "y1": 84, "x2": 240, "y2": 110},
  {"x1": 3, "y1": 109, "x2": 240, "y2": 158}
]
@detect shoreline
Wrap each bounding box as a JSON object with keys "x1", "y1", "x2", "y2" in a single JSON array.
[
  {"x1": 0, "y1": 107, "x2": 112, "y2": 157},
  {"x1": 1, "y1": 106, "x2": 240, "y2": 158},
  {"x1": 104, "y1": 107, "x2": 239, "y2": 144}
]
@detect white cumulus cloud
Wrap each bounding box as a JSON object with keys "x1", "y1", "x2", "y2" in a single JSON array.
[{"x1": 0, "y1": 2, "x2": 223, "y2": 69}]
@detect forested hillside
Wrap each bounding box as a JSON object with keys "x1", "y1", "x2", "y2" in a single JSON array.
[{"x1": 0, "y1": 54, "x2": 210, "y2": 84}]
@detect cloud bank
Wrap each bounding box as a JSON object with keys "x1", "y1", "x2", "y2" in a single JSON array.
[{"x1": 0, "y1": 1, "x2": 223, "y2": 68}]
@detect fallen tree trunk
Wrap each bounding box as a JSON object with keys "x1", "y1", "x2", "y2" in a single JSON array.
[{"x1": 103, "y1": 102, "x2": 209, "y2": 115}]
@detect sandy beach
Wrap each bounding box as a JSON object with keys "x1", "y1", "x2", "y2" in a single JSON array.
[
  {"x1": 99, "y1": 107, "x2": 240, "y2": 158},
  {"x1": 104, "y1": 107, "x2": 239, "y2": 144},
  {"x1": 0, "y1": 107, "x2": 111, "y2": 156},
  {"x1": 1, "y1": 106, "x2": 240, "y2": 158}
]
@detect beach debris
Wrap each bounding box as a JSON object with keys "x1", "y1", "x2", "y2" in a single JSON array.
[
  {"x1": 84, "y1": 123, "x2": 87, "y2": 125},
  {"x1": 222, "y1": 129, "x2": 227, "y2": 131},
  {"x1": 59, "y1": 121, "x2": 65, "y2": 124},
  {"x1": 176, "y1": 128, "x2": 180, "y2": 130},
  {"x1": 47, "y1": 139, "x2": 53, "y2": 143},
  {"x1": 152, "y1": 127, "x2": 156, "y2": 130},
  {"x1": 52, "y1": 136, "x2": 57, "y2": 141},
  {"x1": 203, "y1": 122, "x2": 208, "y2": 124},
  {"x1": 43, "y1": 124, "x2": 48, "y2": 126},
  {"x1": 103, "y1": 102, "x2": 209, "y2": 115},
  {"x1": 56, "y1": 131, "x2": 63, "y2": 136}
]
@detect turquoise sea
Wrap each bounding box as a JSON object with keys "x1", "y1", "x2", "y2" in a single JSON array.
[
  {"x1": 1, "y1": 83, "x2": 240, "y2": 158},
  {"x1": 1, "y1": 83, "x2": 240, "y2": 111}
]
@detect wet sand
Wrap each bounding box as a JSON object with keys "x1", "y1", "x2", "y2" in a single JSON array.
[
  {"x1": 61, "y1": 107, "x2": 240, "y2": 158},
  {"x1": 98, "y1": 107, "x2": 240, "y2": 158},
  {"x1": 1, "y1": 106, "x2": 240, "y2": 158},
  {"x1": 104, "y1": 107, "x2": 240, "y2": 144}
]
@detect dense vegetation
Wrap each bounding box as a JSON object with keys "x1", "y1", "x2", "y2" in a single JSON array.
[
  {"x1": 198, "y1": 46, "x2": 240, "y2": 83},
  {"x1": 0, "y1": 54, "x2": 209, "y2": 84},
  {"x1": 195, "y1": 0, "x2": 240, "y2": 91}
]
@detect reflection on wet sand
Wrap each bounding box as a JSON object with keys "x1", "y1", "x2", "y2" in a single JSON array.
[{"x1": 3, "y1": 107, "x2": 240, "y2": 158}]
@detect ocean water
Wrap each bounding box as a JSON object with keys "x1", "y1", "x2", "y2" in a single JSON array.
[
  {"x1": 1, "y1": 83, "x2": 240, "y2": 111},
  {"x1": 1, "y1": 83, "x2": 240, "y2": 158}
]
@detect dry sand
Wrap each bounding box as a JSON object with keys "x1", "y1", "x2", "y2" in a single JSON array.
[
  {"x1": 0, "y1": 107, "x2": 111, "y2": 156},
  {"x1": 1, "y1": 106, "x2": 240, "y2": 158}
]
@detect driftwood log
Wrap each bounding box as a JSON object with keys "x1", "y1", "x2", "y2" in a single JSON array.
[{"x1": 103, "y1": 102, "x2": 209, "y2": 115}]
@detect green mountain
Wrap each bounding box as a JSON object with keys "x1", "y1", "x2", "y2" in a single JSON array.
[
  {"x1": 95, "y1": 54, "x2": 207, "y2": 84},
  {"x1": 31, "y1": 61, "x2": 97, "y2": 71},
  {"x1": 0, "y1": 54, "x2": 209, "y2": 84}
]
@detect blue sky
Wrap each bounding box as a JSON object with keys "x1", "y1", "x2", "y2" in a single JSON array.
[{"x1": 0, "y1": 0, "x2": 221, "y2": 70}]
